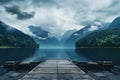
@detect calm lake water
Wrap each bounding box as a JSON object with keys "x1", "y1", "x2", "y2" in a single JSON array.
[{"x1": 0, "y1": 48, "x2": 120, "y2": 65}]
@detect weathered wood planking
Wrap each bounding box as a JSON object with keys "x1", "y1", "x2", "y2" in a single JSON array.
[{"x1": 20, "y1": 60, "x2": 94, "y2": 80}]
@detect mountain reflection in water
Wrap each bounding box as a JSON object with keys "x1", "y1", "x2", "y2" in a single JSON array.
[
  {"x1": 0, "y1": 48, "x2": 120, "y2": 65},
  {"x1": 76, "y1": 48, "x2": 120, "y2": 65}
]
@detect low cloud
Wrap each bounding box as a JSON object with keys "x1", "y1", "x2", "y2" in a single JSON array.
[
  {"x1": 5, "y1": 5, "x2": 35, "y2": 20},
  {"x1": 0, "y1": 0, "x2": 120, "y2": 39},
  {"x1": 0, "y1": 0, "x2": 12, "y2": 5}
]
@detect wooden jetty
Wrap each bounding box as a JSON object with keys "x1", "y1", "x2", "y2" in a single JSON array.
[{"x1": 19, "y1": 60, "x2": 94, "y2": 80}]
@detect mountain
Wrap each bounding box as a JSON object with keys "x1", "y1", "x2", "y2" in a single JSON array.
[
  {"x1": 109, "y1": 17, "x2": 120, "y2": 28},
  {"x1": 76, "y1": 17, "x2": 120, "y2": 48},
  {"x1": 28, "y1": 26, "x2": 49, "y2": 38},
  {"x1": 61, "y1": 29, "x2": 77, "y2": 43},
  {"x1": 76, "y1": 28, "x2": 120, "y2": 48},
  {"x1": 0, "y1": 21, "x2": 39, "y2": 48},
  {"x1": 28, "y1": 26, "x2": 60, "y2": 48},
  {"x1": 65, "y1": 20, "x2": 110, "y2": 47}
]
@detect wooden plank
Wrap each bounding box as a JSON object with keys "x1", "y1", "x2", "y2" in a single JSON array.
[{"x1": 19, "y1": 60, "x2": 94, "y2": 80}]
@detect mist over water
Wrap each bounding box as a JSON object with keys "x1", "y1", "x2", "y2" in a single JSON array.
[
  {"x1": 23, "y1": 48, "x2": 89, "y2": 62},
  {"x1": 0, "y1": 48, "x2": 90, "y2": 65},
  {"x1": 0, "y1": 48, "x2": 120, "y2": 65}
]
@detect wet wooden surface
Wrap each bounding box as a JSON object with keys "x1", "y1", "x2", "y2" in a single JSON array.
[{"x1": 20, "y1": 60, "x2": 94, "y2": 80}]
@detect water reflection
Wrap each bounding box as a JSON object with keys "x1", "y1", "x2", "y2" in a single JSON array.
[
  {"x1": 0, "y1": 48, "x2": 36, "y2": 65},
  {"x1": 0, "y1": 48, "x2": 120, "y2": 65},
  {"x1": 76, "y1": 48, "x2": 120, "y2": 65},
  {"x1": 24, "y1": 49, "x2": 89, "y2": 62}
]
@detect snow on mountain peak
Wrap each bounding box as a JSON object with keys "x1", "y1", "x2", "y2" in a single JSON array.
[
  {"x1": 88, "y1": 25, "x2": 99, "y2": 32},
  {"x1": 73, "y1": 33, "x2": 79, "y2": 36},
  {"x1": 88, "y1": 21, "x2": 104, "y2": 32},
  {"x1": 94, "y1": 21, "x2": 102, "y2": 25}
]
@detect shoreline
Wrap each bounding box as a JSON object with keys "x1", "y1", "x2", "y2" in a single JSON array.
[
  {"x1": 76, "y1": 47, "x2": 120, "y2": 49},
  {"x1": 0, "y1": 46, "x2": 39, "y2": 49}
]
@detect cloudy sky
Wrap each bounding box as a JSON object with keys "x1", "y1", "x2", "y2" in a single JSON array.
[{"x1": 0, "y1": 0, "x2": 120, "y2": 38}]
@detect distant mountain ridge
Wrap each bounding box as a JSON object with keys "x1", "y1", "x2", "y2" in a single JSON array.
[
  {"x1": 109, "y1": 17, "x2": 120, "y2": 28},
  {"x1": 28, "y1": 26, "x2": 50, "y2": 38},
  {"x1": 0, "y1": 21, "x2": 39, "y2": 48},
  {"x1": 64, "y1": 20, "x2": 110, "y2": 47},
  {"x1": 28, "y1": 26, "x2": 60, "y2": 48},
  {"x1": 76, "y1": 17, "x2": 120, "y2": 48},
  {"x1": 61, "y1": 29, "x2": 77, "y2": 43}
]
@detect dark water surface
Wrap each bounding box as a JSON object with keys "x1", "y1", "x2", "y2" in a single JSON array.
[
  {"x1": 0, "y1": 48, "x2": 120, "y2": 65},
  {"x1": 76, "y1": 48, "x2": 120, "y2": 65}
]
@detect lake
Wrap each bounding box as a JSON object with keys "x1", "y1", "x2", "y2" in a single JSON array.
[{"x1": 0, "y1": 48, "x2": 120, "y2": 65}]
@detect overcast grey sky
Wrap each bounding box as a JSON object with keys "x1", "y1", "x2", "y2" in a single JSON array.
[{"x1": 0, "y1": 0, "x2": 120, "y2": 38}]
